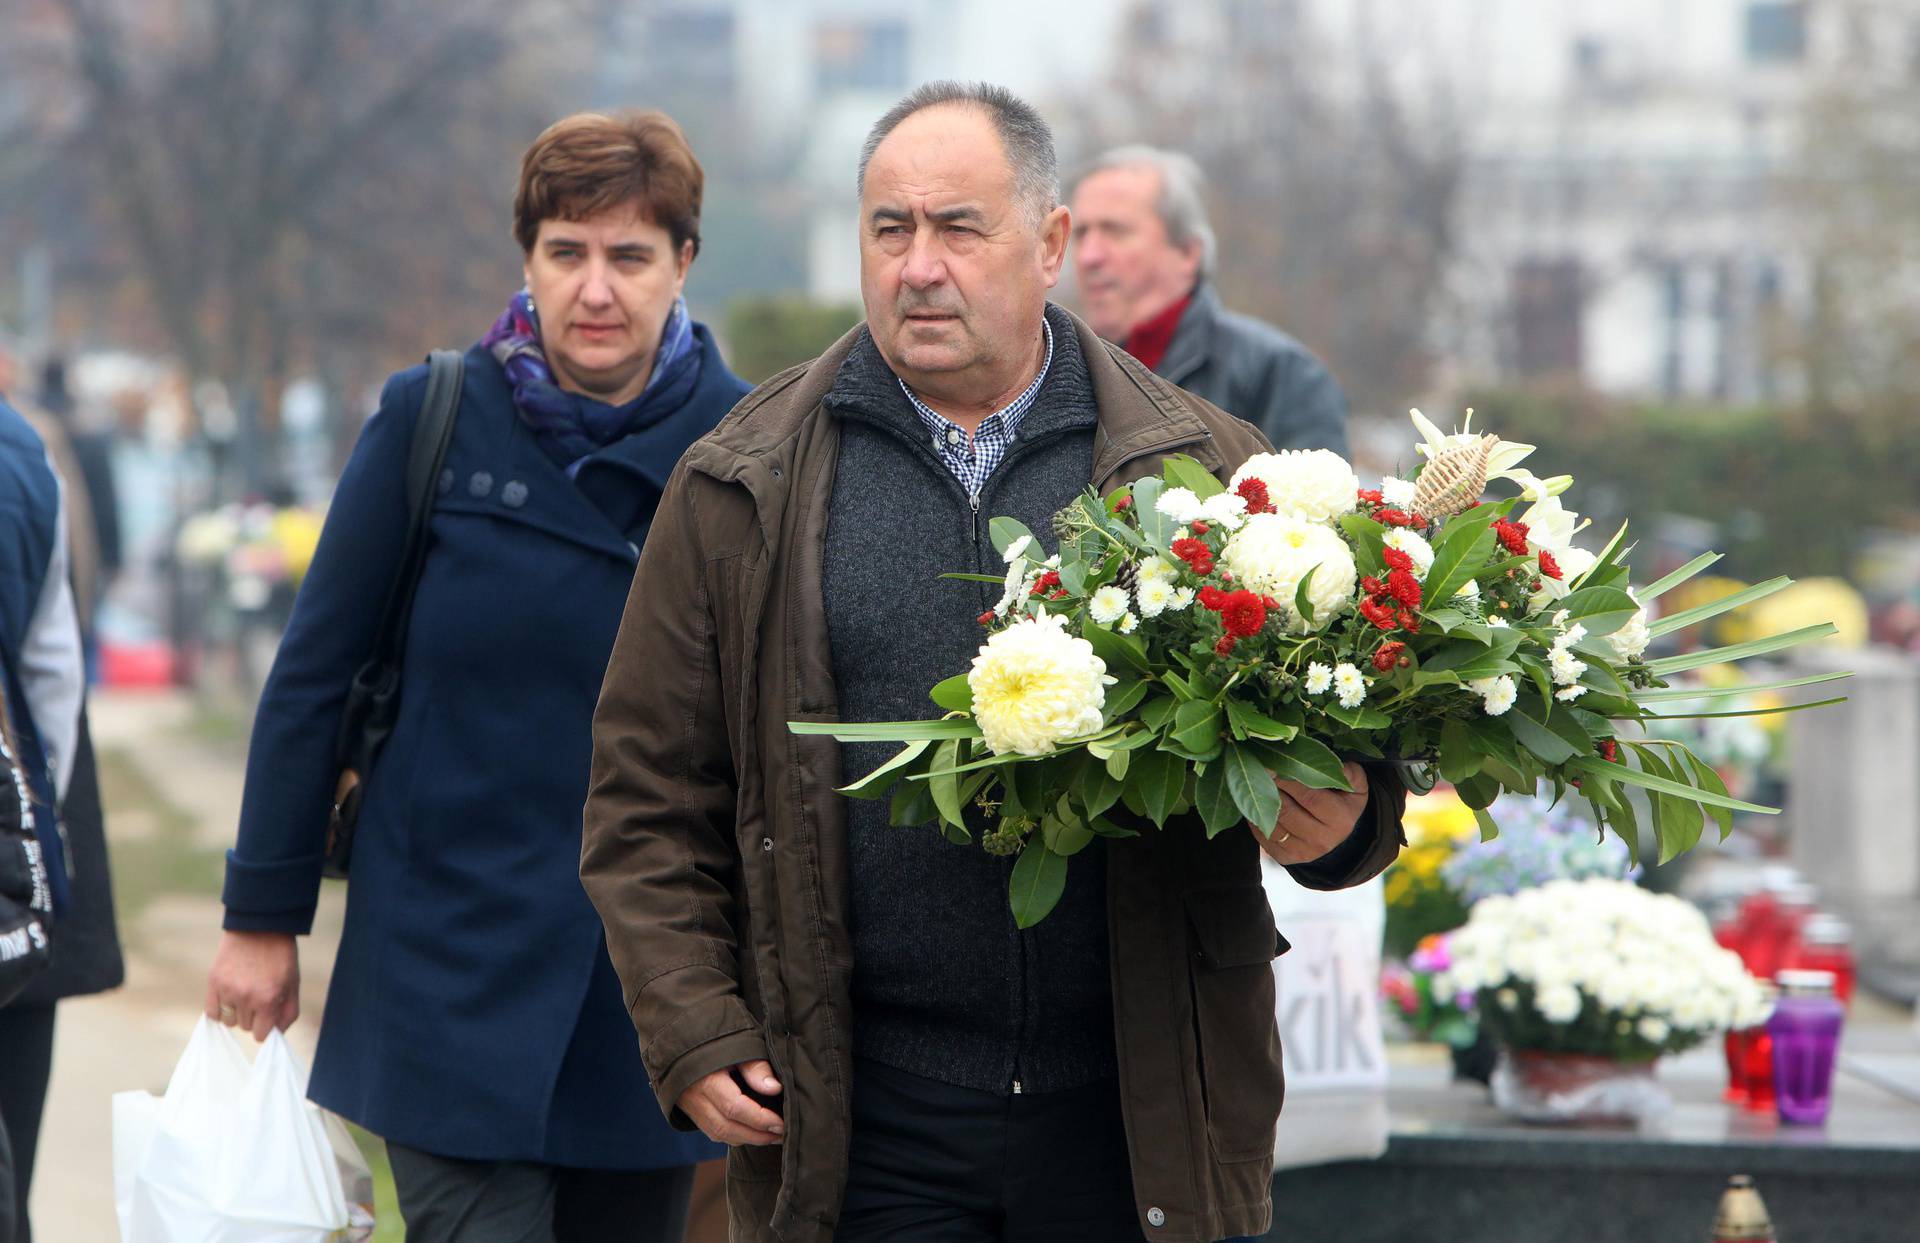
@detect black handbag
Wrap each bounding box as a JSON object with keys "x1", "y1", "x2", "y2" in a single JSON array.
[
  {"x1": 322, "y1": 350, "x2": 464, "y2": 878},
  {"x1": 0, "y1": 681, "x2": 53, "y2": 1005}
]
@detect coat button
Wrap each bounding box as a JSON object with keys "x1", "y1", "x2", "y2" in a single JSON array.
[
  {"x1": 468, "y1": 470, "x2": 493, "y2": 498},
  {"x1": 501, "y1": 480, "x2": 528, "y2": 508},
  {"x1": 1146, "y1": 1207, "x2": 1166, "y2": 1228},
  {"x1": 437, "y1": 468, "x2": 454, "y2": 496},
  {"x1": 761, "y1": 837, "x2": 773, "y2": 852}
]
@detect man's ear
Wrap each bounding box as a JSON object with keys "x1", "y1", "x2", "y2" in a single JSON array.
[{"x1": 1039, "y1": 204, "x2": 1072, "y2": 288}]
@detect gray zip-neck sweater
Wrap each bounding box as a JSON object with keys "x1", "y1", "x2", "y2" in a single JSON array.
[{"x1": 821, "y1": 304, "x2": 1118, "y2": 1095}]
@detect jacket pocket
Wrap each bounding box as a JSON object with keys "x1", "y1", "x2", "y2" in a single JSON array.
[{"x1": 1184, "y1": 885, "x2": 1287, "y2": 1162}]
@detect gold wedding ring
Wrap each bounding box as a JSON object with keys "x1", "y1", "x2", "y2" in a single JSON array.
[
  {"x1": 1274, "y1": 830, "x2": 1293, "y2": 846},
  {"x1": 218, "y1": 1004, "x2": 237, "y2": 1023}
]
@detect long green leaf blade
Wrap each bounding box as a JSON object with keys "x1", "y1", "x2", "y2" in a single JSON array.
[
  {"x1": 1643, "y1": 624, "x2": 1838, "y2": 676},
  {"x1": 1566, "y1": 756, "x2": 1777, "y2": 814},
  {"x1": 1632, "y1": 672, "x2": 1850, "y2": 702},
  {"x1": 1638, "y1": 552, "x2": 1723, "y2": 602},
  {"x1": 1649, "y1": 576, "x2": 1793, "y2": 638}
]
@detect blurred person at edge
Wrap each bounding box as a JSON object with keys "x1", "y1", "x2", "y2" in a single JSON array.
[
  {"x1": 1069, "y1": 145, "x2": 1349, "y2": 455},
  {"x1": 202, "y1": 111, "x2": 749, "y2": 1243},
  {"x1": 0, "y1": 341, "x2": 125, "y2": 1243}
]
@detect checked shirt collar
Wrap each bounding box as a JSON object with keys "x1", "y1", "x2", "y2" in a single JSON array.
[{"x1": 899, "y1": 316, "x2": 1054, "y2": 501}]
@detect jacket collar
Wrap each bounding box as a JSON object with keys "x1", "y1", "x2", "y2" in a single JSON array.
[{"x1": 1156, "y1": 280, "x2": 1222, "y2": 387}]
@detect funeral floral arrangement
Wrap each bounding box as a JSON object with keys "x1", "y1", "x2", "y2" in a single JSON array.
[
  {"x1": 1436, "y1": 877, "x2": 1769, "y2": 1059},
  {"x1": 793, "y1": 412, "x2": 1845, "y2": 926},
  {"x1": 1383, "y1": 932, "x2": 1478, "y2": 1047}
]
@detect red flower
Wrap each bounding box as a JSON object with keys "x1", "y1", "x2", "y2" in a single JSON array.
[
  {"x1": 1172, "y1": 537, "x2": 1214, "y2": 576},
  {"x1": 1398, "y1": 610, "x2": 1422, "y2": 633},
  {"x1": 1376, "y1": 508, "x2": 1416, "y2": 528},
  {"x1": 1220, "y1": 590, "x2": 1268, "y2": 638},
  {"x1": 1198, "y1": 585, "x2": 1228, "y2": 611},
  {"x1": 1192, "y1": 520, "x2": 1210, "y2": 535},
  {"x1": 1493, "y1": 518, "x2": 1531, "y2": 557},
  {"x1": 976, "y1": 611, "x2": 995, "y2": 625},
  {"x1": 1358, "y1": 598, "x2": 1398, "y2": 630},
  {"x1": 1598, "y1": 739, "x2": 1619, "y2": 763},
  {"x1": 1360, "y1": 575, "x2": 1388, "y2": 598},
  {"x1": 1538, "y1": 549, "x2": 1563, "y2": 580},
  {"x1": 1381, "y1": 547, "x2": 1414, "y2": 573},
  {"x1": 1213, "y1": 635, "x2": 1238, "y2": 656},
  {"x1": 1371, "y1": 641, "x2": 1407, "y2": 673},
  {"x1": 1387, "y1": 567, "x2": 1423, "y2": 608},
  {"x1": 1050, "y1": 588, "x2": 1068, "y2": 599},
  {"x1": 1113, "y1": 494, "x2": 1133, "y2": 511},
  {"x1": 1356, "y1": 487, "x2": 1384, "y2": 505},
  {"x1": 1236, "y1": 477, "x2": 1274, "y2": 514},
  {"x1": 1029, "y1": 569, "x2": 1061, "y2": 596}
]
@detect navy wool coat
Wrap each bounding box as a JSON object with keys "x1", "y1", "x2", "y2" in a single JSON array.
[{"x1": 222, "y1": 332, "x2": 747, "y2": 1167}]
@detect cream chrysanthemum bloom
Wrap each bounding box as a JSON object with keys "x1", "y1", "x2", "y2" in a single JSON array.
[
  {"x1": 1221, "y1": 513, "x2": 1357, "y2": 632},
  {"x1": 968, "y1": 614, "x2": 1113, "y2": 756},
  {"x1": 1229, "y1": 450, "x2": 1359, "y2": 524},
  {"x1": 1089, "y1": 586, "x2": 1130, "y2": 625},
  {"x1": 1135, "y1": 577, "x2": 1175, "y2": 618}
]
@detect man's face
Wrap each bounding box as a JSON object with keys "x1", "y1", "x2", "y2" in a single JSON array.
[
  {"x1": 523, "y1": 206, "x2": 692, "y2": 405},
  {"x1": 1069, "y1": 164, "x2": 1202, "y2": 341},
  {"x1": 859, "y1": 104, "x2": 1068, "y2": 400}
]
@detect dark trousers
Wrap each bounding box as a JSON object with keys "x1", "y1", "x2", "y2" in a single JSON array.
[
  {"x1": 835, "y1": 1058, "x2": 1148, "y2": 1242},
  {"x1": 387, "y1": 1144, "x2": 695, "y2": 1243},
  {"x1": 0, "y1": 1005, "x2": 56, "y2": 1243}
]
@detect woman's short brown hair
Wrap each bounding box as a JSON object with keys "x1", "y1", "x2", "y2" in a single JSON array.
[{"x1": 512, "y1": 110, "x2": 705, "y2": 257}]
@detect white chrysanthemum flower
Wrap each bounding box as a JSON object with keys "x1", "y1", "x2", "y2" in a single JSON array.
[
  {"x1": 1536, "y1": 983, "x2": 1583, "y2": 1024},
  {"x1": 1563, "y1": 622, "x2": 1588, "y2": 646},
  {"x1": 1609, "y1": 608, "x2": 1652, "y2": 661},
  {"x1": 1549, "y1": 645, "x2": 1586, "y2": 686},
  {"x1": 1381, "y1": 476, "x2": 1418, "y2": 507},
  {"x1": 1332, "y1": 663, "x2": 1367, "y2": 709},
  {"x1": 1200, "y1": 491, "x2": 1248, "y2": 531},
  {"x1": 1137, "y1": 555, "x2": 1176, "y2": 584},
  {"x1": 1304, "y1": 662, "x2": 1333, "y2": 694},
  {"x1": 1156, "y1": 487, "x2": 1206, "y2": 524},
  {"x1": 1637, "y1": 1016, "x2": 1671, "y2": 1044},
  {"x1": 1456, "y1": 579, "x2": 1481, "y2": 603},
  {"x1": 1002, "y1": 535, "x2": 1032, "y2": 564},
  {"x1": 1117, "y1": 612, "x2": 1139, "y2": 635},
  {"x1": 1044, "y1": 554, "x2": 1061, "y2": 568},
  {"x1": 1470, "y1": 674, "x2": 1517, "y2": 716},
  {"x1": 1135, "y1": 577, "x2": 1175, "y2": 618},
  {"x1": 1169, "y1": 587, "x2": 1196, "y2": 612},
  {"x1": 1089, "y1": 586, "x2": 1130, "y2": 626},
  {"x1": 1230, "y1": 450, "x2": 1360, "y2": 524},
  {"x1": 1555, "y1": 684, "x2": 1588, "y2": 703},
  {"x1": 968, "y1": 614, "x2": 1113, "y2": 756},
  {"x1": 1486, "y1": 615, "x2": 1510, "y2": 629},
  {"x1": 1221, "y1": 513, "x2": 1358, "y2": 632},
  {"x1": 1382, "y1": 528, "x2": 1435, "y2": 577}
]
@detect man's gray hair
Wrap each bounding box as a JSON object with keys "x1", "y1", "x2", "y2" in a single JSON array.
[
  {"x1": 1070, "y1": 145, "x2": 1217, "y2": 278},
  {"x1": 857, "y1": 81, "x2": 1060, "y2": 227}
]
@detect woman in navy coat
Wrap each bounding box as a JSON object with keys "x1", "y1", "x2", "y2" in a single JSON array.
[{"x1": 204, "y1": 112, "x2": 749, "y2": 1242}]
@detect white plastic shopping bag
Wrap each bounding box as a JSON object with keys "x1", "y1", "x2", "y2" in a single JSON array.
[
  {"x1": 113, "y1": 1016, "x2": 375, "y2": 1242},
  {"x1": 1264, "y1": 860, "x2": 1391, "y2": 1170}
]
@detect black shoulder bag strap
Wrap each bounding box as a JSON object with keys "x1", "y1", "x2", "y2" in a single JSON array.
[{"x1": 323, "y1": 349, "x2": 464, "y2": 878}]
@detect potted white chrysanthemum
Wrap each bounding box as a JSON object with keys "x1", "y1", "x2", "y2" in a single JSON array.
[{"x1": 1439, "y1": 877, "x2": 1769, "y2": 1123}]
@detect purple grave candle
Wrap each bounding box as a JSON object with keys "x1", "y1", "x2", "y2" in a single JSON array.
[{"x1": 1768, "y1": 968, "x2": 1844, "y2": 1125}]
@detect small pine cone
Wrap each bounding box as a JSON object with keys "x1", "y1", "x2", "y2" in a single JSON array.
[
  {"x1": 1411, "y1": 434, "x2": 1494, "y2": 521},
  {"x1": 1110, "y1": 558, "x2": 1140, "y2": 593}
]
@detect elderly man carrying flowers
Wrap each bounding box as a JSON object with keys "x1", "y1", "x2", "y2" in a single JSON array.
[{"x1": 581, "y1": 82, "x2": 1405, "y2": 1243}]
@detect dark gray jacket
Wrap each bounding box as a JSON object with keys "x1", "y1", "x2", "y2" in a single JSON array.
[{"x1": 1159, "y1": 282, "x2": 1348, "y2": 456}]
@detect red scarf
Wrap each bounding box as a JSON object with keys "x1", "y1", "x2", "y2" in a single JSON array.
[{"x1": 1122, "y1": 293, "x2": 1192, "y2": 371}]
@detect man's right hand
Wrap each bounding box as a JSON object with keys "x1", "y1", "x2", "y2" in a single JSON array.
[
  {"x1": 205, "y1": 929, "x2": 300, "y2": 1041},
  {"x1": 677, "y1": 1059, "x2": 785, "y2": 1146}
]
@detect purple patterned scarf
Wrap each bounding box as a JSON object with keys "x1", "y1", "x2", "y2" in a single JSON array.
[{"x1": 479, "y1": 289, "x2": 701, "y2": 475}]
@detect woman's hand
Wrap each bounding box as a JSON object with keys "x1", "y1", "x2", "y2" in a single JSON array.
[
  {"x1": 205, "y1": 930, "x2": 300, "y2": 1041},
  {"x1": 1250, "y1": 762, "x2": 1370, "y2": 866}
]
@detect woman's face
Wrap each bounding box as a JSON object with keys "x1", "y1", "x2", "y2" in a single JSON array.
[{"x1": 523, "y1": 204, "x2": 692, "y2": 405}]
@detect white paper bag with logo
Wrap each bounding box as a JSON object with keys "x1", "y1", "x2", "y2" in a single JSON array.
[
  {"x1": 113, "y1": 1015, "x2": 376, "y2": 1242},
  {"x1": 1263, "y1": 859, "x2": 1390, "y2": 1170}
]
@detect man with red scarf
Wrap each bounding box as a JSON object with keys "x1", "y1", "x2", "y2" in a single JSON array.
[{"x1": 1070, "y1": 145, "x2": 1349, "y2": 455}]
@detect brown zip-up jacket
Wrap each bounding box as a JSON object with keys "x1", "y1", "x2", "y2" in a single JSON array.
[{"x1": 581, "y1": 309, "x2": 1406, "y2": 1243}]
